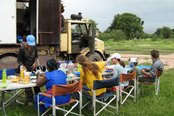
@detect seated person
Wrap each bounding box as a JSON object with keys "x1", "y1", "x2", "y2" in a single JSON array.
[
  {"x1": 105, "y1": 53, "x2": 128, "y2": 87},
  {"x1": 138, "y1": 50, "x2": 164, "y2": 83},
  {"x1": 76, "y1": 54, "x2": 106, "y2": 96},
  {"x1": 127, "y1": 57, "x2": 138, "y2": 73},
  {"x1": 34, "y1": 59, "x2": 70, "y2": 113}
]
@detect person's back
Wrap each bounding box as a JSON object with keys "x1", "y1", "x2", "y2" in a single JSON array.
[
  {"x1": 76, "y1": 55, "x2": 106, "y2": 96},
  {"x1": 80, "y1": 62, "x2": 106, "y2": 96},
  {"x1": 45, "y1": 70, "x2": 70, "y2": 105},
  {"x1": 113, "y1": 64, "x2": 128, "y2": 87},
  {"x1": 149, "y1": 59, "x2": 163, "y2": 78}
]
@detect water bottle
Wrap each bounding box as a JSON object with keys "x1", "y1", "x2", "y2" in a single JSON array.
[
  {"x1": 20, "y1": 65, "x2": 24, "y2": 81},
  {"x1": 67, "y1": 61, "x2": 74, "y2": 74},
  {"x1": 2, "y1": 69, "x2": 7, "y2": 84},
  {"x1": 59, "y1": 61, "x2": 67, "y2": 73}
]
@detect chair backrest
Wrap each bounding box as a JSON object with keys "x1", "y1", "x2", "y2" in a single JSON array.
[
  {"x1": 156, "y1": 69, "x2": 163, "y2": 77},
  {"x1": 120, "y1": 71, "x2": 136, "y2": 83},
  {"x1": 0, "y1": 68, "x2": 16, "y2": 79},
  {"x1": 93, "y1": 77, "x2": 119, "y2": 90},
  {"x1": 52, "y1": 81, "x2": 82, "y2": 96}
]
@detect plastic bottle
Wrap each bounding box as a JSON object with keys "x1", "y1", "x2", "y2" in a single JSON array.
[
  {"x1": 59, "y1": 61, "x2": 67, "y2": 73},
  {"x1": 2, "y1": 69, "x2": 7, "y2": 84},
  {"x1": 20, "y1": 65, "x2": 24, "y2": 81},
  {"x1": 67, "y1": 61, "x2": 74, "y2": 73}
]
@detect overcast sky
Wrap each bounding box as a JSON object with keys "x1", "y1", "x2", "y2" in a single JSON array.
[{"x1": 63, "y1": 0, "x2": 174, "y2": 34}]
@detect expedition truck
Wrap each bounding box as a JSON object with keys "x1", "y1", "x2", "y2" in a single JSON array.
[{"x1": 0, "y1": 0, "x2": 108, "y2": 68}]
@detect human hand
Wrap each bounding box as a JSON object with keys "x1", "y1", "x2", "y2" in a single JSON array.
[
  {"x1": 31, "y1": 62, "x2": 37, "y2": 70},
  {"x1": 141, "y1": 69, "x2": 146, "y2": 74}
]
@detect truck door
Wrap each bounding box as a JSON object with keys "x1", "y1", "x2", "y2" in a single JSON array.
[
  {"x1": 38, "y1": 0, "x2": 60, "y2": 45},
  {"x1": 0, "y1": 0, "x2": 16, "y2": 44}
]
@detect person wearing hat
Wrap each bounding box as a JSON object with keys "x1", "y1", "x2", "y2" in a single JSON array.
[
  {"x1": 127, "y1": 57, "x2": 139, "y2": 74},
  {"x1": 106, "y1": 53, "x2": 128, "y2": 87},
  {"x1": 17, "y1": 34, "x2": 40, "y2": 105}
]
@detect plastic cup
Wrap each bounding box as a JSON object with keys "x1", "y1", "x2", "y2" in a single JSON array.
[{"x1": 23, "y1": 72, "x2": 30, "y2": 84}]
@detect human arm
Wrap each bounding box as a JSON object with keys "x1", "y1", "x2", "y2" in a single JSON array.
[
  {"x1": 17, "y1": 47, "x2": 25, "y2": 66},
  {"x1": 31, "y1": 46, "x2": 38, "y2": 70},
  {"x1": 142, "y1": 69, "x2": 153, "y2": 78},
  {"x1": 105, "y1": 66, "x2": 114, "y2": 70},
  {"x1": 37, "y1": 73, "x2": 47, "y2": 87}
]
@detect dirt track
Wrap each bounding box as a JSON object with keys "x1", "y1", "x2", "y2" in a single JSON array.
[
  {"x1": 0, "y1": 54, "x2": 173, "y2": 70},
  {"x1": 121, "y1": 53, "x2": 174, "y2": 70}
]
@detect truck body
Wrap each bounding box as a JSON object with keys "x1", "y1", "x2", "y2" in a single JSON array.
[{"x1": 0, "y1": 0, "x2": 108, "y2": 68}]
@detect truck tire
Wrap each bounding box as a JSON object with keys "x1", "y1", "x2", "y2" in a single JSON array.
[
  {"x1": 0, "y1": 54, "x2": 18, "y2": 69},
  {"x1": 87, "y1": 52, "x2": 103, "y2": 61}
]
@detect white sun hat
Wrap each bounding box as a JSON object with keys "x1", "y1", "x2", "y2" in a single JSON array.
[
  {"x1": 129, "y1": 57, "x2": 138, "y2": 62},
  {"x1": 110, "y1": 53, "x2": 121, "y2": 60}
]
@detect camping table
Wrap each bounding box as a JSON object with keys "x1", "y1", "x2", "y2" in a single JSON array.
[
  {"x1": 0, "y1": 80, "x2": 36, "y2": 116},
  {"x1": 0, "y1": 76, "x2": 80, "y2": 116}
]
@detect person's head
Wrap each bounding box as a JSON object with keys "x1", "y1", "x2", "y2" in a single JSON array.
[
  {"x1": 151, "y1": 50, "x2": 159, "y2": 60},
  {"x1": 128, "y1": 57, "x2": 138, "y2": 67},
  {"x1": 110, "y1": 53, "x2": 121, "y2": 64},
  {"x1": 46, "y1": 59, "x2": 58, "y2": 72},
  {"x1": 76, "y1": 54, "x2": 89, "y2": 65},
  {"x1": 61, "y1": 4, "x2": 64, "y2": 13},
  {"x1": 76, "y1": 54, "x2": 100, "y2": 78},
  {"x1": 26, "y1": 35, "x2": 36, "y2": 46}
]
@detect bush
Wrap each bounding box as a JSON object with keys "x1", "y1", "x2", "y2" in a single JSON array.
[{"x1": 99, "y1": 29, "x2": 126, "y2": 41}]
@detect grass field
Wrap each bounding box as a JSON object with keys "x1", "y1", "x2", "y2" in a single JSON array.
[
  {"x1": 1, "y1": 68, "x2": 173, "y2": 116},
  {"x1": 105, "y1": 39, "x2": 174, "y2": 54},
  {"x1": 1, "y1": 39, "x2": 174, "y2": 116}
]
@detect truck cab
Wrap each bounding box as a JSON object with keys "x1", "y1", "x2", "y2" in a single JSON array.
[{"x1": 60, "y1": 17, "x2": 106, "y2": 60}]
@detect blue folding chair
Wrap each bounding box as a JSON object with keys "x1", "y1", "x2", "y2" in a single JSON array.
[
  {"x1": 0, "y1": 68, "x2": 16, "y2": 79},
  {"x1": 82, "y1": 77, "x2": 120, "y2": 116}
]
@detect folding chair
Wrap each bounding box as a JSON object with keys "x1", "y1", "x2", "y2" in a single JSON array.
[
  {"x1": 119, "y1": 71, "x2": 136, "y2": 104},
  {"x1": 37, "y1": 81, "x2": 82, "y2": 116},
  {"x1": 137, "y1": 69, "x2": 163, "y2": 95},
  {"x1": 82, "y1": 77, "x2": 120, "y2": 116}
]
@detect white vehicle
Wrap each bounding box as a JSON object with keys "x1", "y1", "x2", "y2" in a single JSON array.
[{"x1": 0, "y1": 0, "x2": 108, "y2": 68}]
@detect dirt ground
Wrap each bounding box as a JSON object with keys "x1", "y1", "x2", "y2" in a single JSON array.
[
  {"x1": 0, "y1": 54, "x2": 173, "y2": 70},
  {"x1": 121, "y1": 53, "x2": 174, "y2": 70}
]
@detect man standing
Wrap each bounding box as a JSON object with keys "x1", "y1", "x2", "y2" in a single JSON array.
[{"x1": 17, "y1": 34, "x2": 40, "y2": 105}]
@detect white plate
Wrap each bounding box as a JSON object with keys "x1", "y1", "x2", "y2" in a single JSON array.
[
  {"x1": 30, "y1": 76, "x2": 37, "y2": 79},
  {"x1": 31, "y1": 79, "x2": 37, "y2": 83}
]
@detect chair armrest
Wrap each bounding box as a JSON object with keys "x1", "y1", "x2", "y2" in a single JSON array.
[
  {"x1": 39, "y1": 93, "x2": 52, "y2": 98},
  {"x1": 83, "y1": 86, "x2": 91, "y2": 91}
]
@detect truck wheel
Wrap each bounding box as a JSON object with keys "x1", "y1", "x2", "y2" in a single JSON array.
[
  {"x1": 0, "y1": 54, "x2": 18, "y2": 69},
  {"x1": 87, "y1": 52, "x2": 103, "y2": 61}
]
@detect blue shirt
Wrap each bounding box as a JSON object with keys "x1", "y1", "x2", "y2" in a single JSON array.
[
  {"x1": 45, "y1": 70, "x2": 67, "y2": 90},
  {"x1": 43, "y1": 70, "x2": 70, "y2": 107},
  {"x1": 113, "y1": 64, "x2": 128, "y2": 86}
]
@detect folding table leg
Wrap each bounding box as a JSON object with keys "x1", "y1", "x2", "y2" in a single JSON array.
[{"x1": 0, "y1": 92, "x2": 7, "y2": 116}]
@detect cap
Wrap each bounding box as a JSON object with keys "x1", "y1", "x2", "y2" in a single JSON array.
[
  {"x1": 129, "y1": 57, "x2": 138, "y2": 62},
  {"x1": 110, "y1": 53, "x2": 121, "y2": 60},
  {"x1": 26, "y1": 35, "x2": 36, "y2": 46}
]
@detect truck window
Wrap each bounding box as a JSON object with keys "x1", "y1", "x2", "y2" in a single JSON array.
[{"x1": 71, "y1": 23, "x2": 88, "y2": 35}]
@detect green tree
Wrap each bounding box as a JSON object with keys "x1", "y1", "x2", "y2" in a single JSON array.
[
  {"x1": 161, "y1": 26, "x2": 171, "y2": 39},
  {"x1": 107, "y1": 13, "x2": 144, "y2": 40},
  {"x1": 155, "y1": 27, "x2": 172, "y2": 39},
  {"x1": 154, "y1": 28, "x2": 162, "y2": 37}
]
